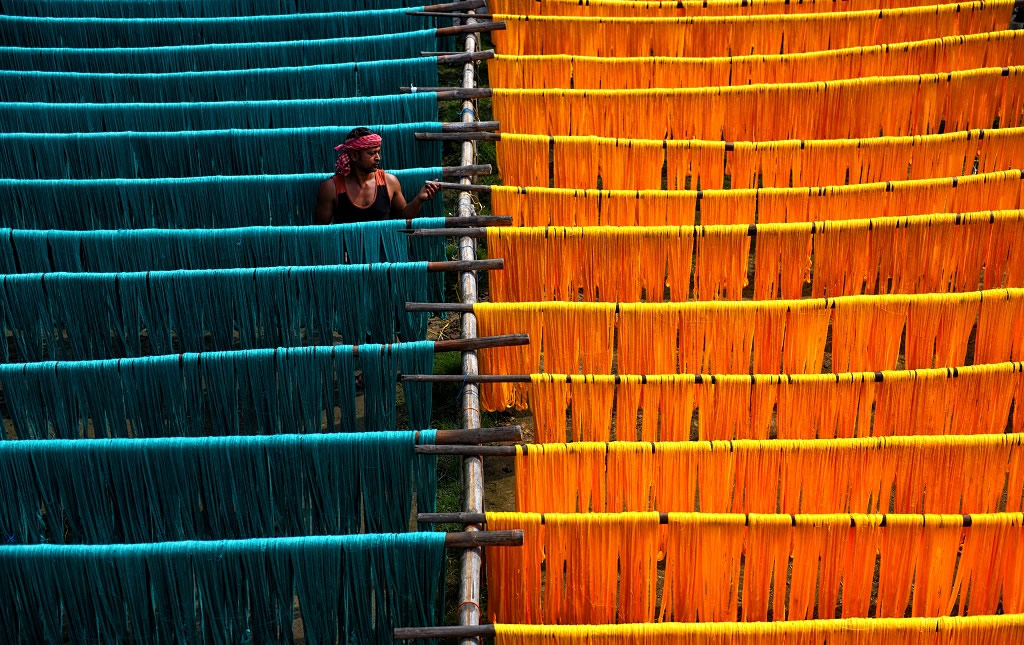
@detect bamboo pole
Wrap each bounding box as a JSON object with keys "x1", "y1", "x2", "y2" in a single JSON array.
[
  {"x1": 418, "y1": 132, "x2": 501, "y2": 141},
  {"x1": 410, "y1": 11, "x2": 495, "y2": 18},
  {"x1": 405, "y1": 87, "x2": 493, "y2": 100},
  {"x1": 403, "y1": 374, "x2": 531, "y2": 383},
  {"x1": 420, "y1": 0, "x2": 486, "y2": 12},
  {"x1": 407, "y1": 302, "x2": 475, "y2": 312},
  {"x1": 417, "y1": 445, "x2": 520, "y2": 456},
  {"x1": 454, "y1": 12, "x2": 487, "y2": 645},
  {"x1": 432, "y1": 334, "x2": 529, "y2": 352},
  {"x1": 436, "y1": 21, "x2": 506, "y2": 37},
  {"x1": 427, "y1": 181, "x2": 493, "y2": 191},
  {"x1": 404, "y1": 226, "x2": 488, "y2": 238},
  {"x1": 442, "y1": 121, "x2": 500, "y2": 132},
  {"x1": 443, "y1": 164, "x2": 492, "y2": 177},
  {"x1": 425, "y1": 259, "x2": 502, "y2": 272},
  {"x1": 431, "y1": 50, "x2": 496, "y2": 64},
  {"x1": 428, "y1": 426, "x2": 523, "y2": 444},
  {"x1": 422, "y1": 512, "x2": 674, "y2": 524},
  {"x1": 396, "y1": 625, "x2": 496, "y2": 641},
  {"x1": 403, "y1": 215, "x2": 510, "y2": 228},
  {"x1": 445, "y1": 530, "x2": 523, "y2": 547}
]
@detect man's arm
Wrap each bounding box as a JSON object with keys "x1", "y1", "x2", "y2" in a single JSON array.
[
  {"x1": 387, "y1": 173, "x2": 439, "y2": 219},
  {"x1": 314, "y1": 179, "x2": 336, "y2": 224}
]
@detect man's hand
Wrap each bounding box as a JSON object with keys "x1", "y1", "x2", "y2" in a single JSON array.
[{"x1": 416, "y1": 180, "x2": 441, "y2": 202}]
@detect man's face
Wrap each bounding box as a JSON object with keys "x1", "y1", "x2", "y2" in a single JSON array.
[{"x1": 350, "y1": 146, "x2": 382, "y2": 172}]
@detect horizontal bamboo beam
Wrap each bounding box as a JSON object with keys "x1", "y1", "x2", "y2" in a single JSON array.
[
  {"x1": 432, "y1": 334, "x2": 529, "y2": 352},
  {"x1": 416, "y1": 444, "x2": 519, "y2": 456},
  {"x1": 395, "y1": 624, "x2": 496, "y2": 640},
  {"x1": 441, "y1": 121, "x2": 500, "y2": 132},
  {"x1": 420, "y1": 0, "x2": 486, "y2": 12},
  {"x1": 407, "y1": 302, "x2": 474, "y2": 312},
  {"x1": 435, "y1": 21, "x2": 505, "y2": 37},
  {"x1": 444, "y1": 529, "x2": 522, "y2": 547},
  {"x1": 427, "y1": 181, "x2": 493, "y2": 192},
  {"x1": 428, "y1": 426, "x2": 523, "y2": 444},
  {"x1": 442, "y1": 164, "x2": 492, "y2": 177},
  {"x1": 430, "y1": 50, "x2": 496, "y2": 64},
  {"x1": 405, "y1": 226, "x2": 488, "y2": 238},
  {"x1": 410, "y1": 10, "x2": 495, "y2": 18},
  {"x1": 403, "y1": 373, "x2": 529, "y2": 383},
  {"x1": 417, "y1": 132, "x2": 501, "y2": 142},
  {"x1": 412, "y1": 215, "x2": 510, "y2": 228},
  {"x1": 405, "y1": 87, "x2": 493, "y2": 100},
  {"x1": 426, "y1": 259, "x2": 502, "y2": 272},
  {"x1": 422, "y1": 512, "x2": 673, "y2": 524}
]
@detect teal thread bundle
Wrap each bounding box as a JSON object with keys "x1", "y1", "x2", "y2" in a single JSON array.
[
  {"x1": 0, "y1": 9, "x2": 432, "y2": 47},
  {"x1": 1, "y1": 125, "x2": 442, "y2": 178},
  {"x1": 0, "y1": 533, "x2": 446, "y2": 643},
  {"x1": 0, "y1": 32, "x2": 440, "y2": 73},
  {"x1": 0, "y1": 221, "x2": 447, "y2": 270},
  {"x1": 0, "y1": 172, "x2": 446, "y2": 228},
  {"x1": 3, "y1": 1, "x2": 424, "y2": 19},
  {"x1": 0, "y1": 95, "x2": 439, "y2": 132},
  {"x1": 0, "y1": 345, "x2": 435, "y2": 439},
  {"x1": 0, "y1": 432, "x2": 438, "y2": 542},
  {"x1": 0, "y1": 58, "x2": 441, "y2": 102},
  {"x1": 0, "y1": 265, "x2": 432, "y2": 361}
]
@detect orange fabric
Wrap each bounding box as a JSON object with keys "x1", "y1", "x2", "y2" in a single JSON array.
[
  {"x1": 527, "y1": 363, "x2": 1024, "y2": 441},
  {"x1": 492, "y1": 67, "x2": 1024, "y2": 139},
  {"x1": 485, "y1": 511, "x2": 1024, "y2": 624},
  {"x1": 476, "y1": 291, "x2": 1024, "y2": 409},
  {"x1": 491, "y1": 2, "x2": 1013, "y2": 56},
  {"x1": 513, "y1": 434, "x2": 1024, "y2": 514},
  {"x1": 489, "y1": 30, "x2": 1024, "y2": 89},
  {"x1": 491, "y1": 0, "x2": 949, "y2": 17},
  {"x1": 490, "y1": 171, "x2": 1024, "y2": 227}
]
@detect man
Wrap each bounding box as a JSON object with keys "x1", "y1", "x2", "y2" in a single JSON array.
[{"x1": 314, "y1": 127, "x2": 440, "y2": 224}]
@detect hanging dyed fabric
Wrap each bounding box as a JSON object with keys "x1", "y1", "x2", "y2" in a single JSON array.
[
  {"x1": 513, "y1": 434, "x2": 1024, "y2": 514},
  {"x1": 0, "y1": 533, "x2": 446, "y2": 644},
  {"x1": 2, "y1": 0, "x2": 425, "y2": 17},
  {"x1": 491, "y1": 614, "x2": 1024, "y2": 644},
  {"x1": 492, "y1": 67, "x2": 1024, "y2": 140},
  {"x1": 0, "y1": 172, "x2": 445, "y2": 229},
  {"x1": 0, "y1": 221, "x2": 447, "y2": 270},
  {"x1": 0, "y1": 264, "x2": 433, "y2": 362},
  {"x1": 484, "y1": 511, "x2": 1022, "y2": 624},
  {"x1": 0, "y1": 344, "x2": 435, "y2": 439},
  {"x1": 525, "y1": 362, "x2": 1022, "y2": 441},
  {"x1": 0, "y1": 31, "x2": 441, "y2": 73},
  {"x1": 491, "y1": 2, "x2": 1013, "y2": 56},
  {"x1": 0, "y1": 96, "x2": 441, "y2": 132},
  {"x1": 489, "y1": 30, "x2": 1024, "y2": 89},
  {"x1": 0, "y1": 9, "x2": 433, "y2": 47},
  {"x1": 1, "y1": 124, "x2": 442, "y2": 179},
  {"x1": 0, "y1": 431, "x2": 439, "y2": 543}
]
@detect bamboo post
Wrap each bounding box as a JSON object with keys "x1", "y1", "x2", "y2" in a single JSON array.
[
  {"x1": 404, "y1": 215, "x2": 510, "y2": 228},
  {"x1": 417, "y1": 445, "x2": 519, "y2": 456},
  {"x1": 403, "y1": 374, "x2": 531, "y2": 383},
  {"x1": 403, "y1": 226, "x2": 488, "y2": 238},
  {"x1": 395, "y1": 625, "x2": 496, "y2": 641},
  {"x1": 404, "y1": 87, "x2": 493, "y2": 100},
  {"x1": 431, "y1": 50, "x2": 496, "y2": 64},
  {"x1": 432, "y1": 334, "x2": 529, "y2": 352},
  {"x1": 454, "y1": 11, "x2": 486, "y2": 645},
  {"x1": 443, "y1": 164, "x2": 492, "y2": 177},
  {"x1": 441, "y1": 121, "x2": 500, "y2": 132},
  {"x1": 425, "y1": 181, "x2": 492, "y2": 191},
  {"x1": 420, "y1": 0, "x2": 487, "y2": 12},
  {"x1": 417, "y1": 132, "x2": 501, "y2": 141}
]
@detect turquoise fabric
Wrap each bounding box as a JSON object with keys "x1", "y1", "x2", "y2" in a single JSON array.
[
  {"x1": 0, "y1": 125, "x2": 441, "y2": 178},
  {"x1": 0, "y1": 534, "x2": 445, "y2": 644},
  {"x1": 0, "y1": 9, "x2": 432, "y2": 47},
  {"x1": 0, "y1": 31, "x2": 440, "y2": 72},
  {"x1": 0, "y1": 264, "x2": 432, "y2": 361},
  {"x1": 0, "y1": 432, "x2": 440, "y2": 542},
  {"x1": 1, "y1": 58, "x2": 440, "y2": 101},
  {"x1": 0, "y1": 95, "x2": 439, "y2": 131},
  {"x1": 0, "y1": 220, "x2": 447, "y2": 270},
  {"x1": 4, "y1": 0, "x2": 424, "y2": 18},
  {"x1": 0, "y1": 173, "x2": 446, "y2": 227},
  {"x1": 0, "y1": 346, "x2": 434, "y2": 439}
]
